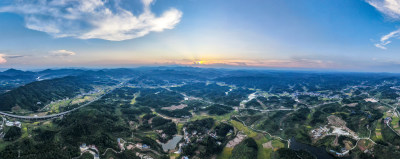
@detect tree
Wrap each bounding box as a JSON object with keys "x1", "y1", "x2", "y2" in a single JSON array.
[
  {"x1": 4, "y1": 126, "x2": 21, "y2": 141},
  {"x1": 230, "y1": 138, "x2": 258, "y2": 159}
]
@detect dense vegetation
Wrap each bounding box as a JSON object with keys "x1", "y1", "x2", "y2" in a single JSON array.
[
  {"x1": 275, "y1": 148, "x2": 315, "y2": 159},
  {"x1": 0, "y1": 75, "x2": 117, "y2": 111},
  {"x1": 184, "y1": 118, "x2": 215, "y2": 134},
  {"x1": 134, "y1": 88, "x2": 183, "y2": 108},
  {"x1": 181, "y1": 119, "x2": 233, "y2": 158},
  {"x1": 2, "y1": 67, "x2": 400, "y2": 158},
  {"x1": 230, "y1": 138, "x2": 258, "y2": 159},
  {"x1": 3, "y1": 126, "x2": 21, "y2": 141}
]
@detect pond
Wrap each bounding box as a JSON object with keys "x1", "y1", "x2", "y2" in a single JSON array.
[
  {"x1": 289, "y1": 137, "x2": 333, "y2": 159},
  {"x1": 161, "y1": 135, "x2": 183, "y2": 152}
]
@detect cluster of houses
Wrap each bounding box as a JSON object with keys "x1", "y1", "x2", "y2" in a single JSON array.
[
  {"x1": 80, "y1": 89, "x2": 101, "y2": 96},
  {"x1": 178, "y1": 127, "x2": 232, "y2": 158},
  {"x1": 390, "y1": 86, "x2": 400, "y2": 91},
  {"x1": 115, "y1": 138, "x2": 155, "y2": 159},
  {"x1": 115, "y1": 137, "x2": 157, "y2": 159},
  {"x1": 329, "y1": 148, "x2": 348, "y2": 157},
  {"x1": 135, "y1": 152, "x2": 153, "y2": 159},
  {"x1": 135, "y1": 143, "x2": 150, "y2": 149},
  {"x1": 310, "y1": 126, "x2": 329, "y2": 140},
  {"x1": 117, "y1": 138, "x2": 150, "y2": 149},
  {"x1": 117, "y1": 138, "x2": 125, "y2": 151},
  {"x1": 0, "y1": 117, "x2": 4, "y2": 138},
  {"x1": 174, "y1": 142, "x2": 189, "y2": 159},
  {"x1": 79, "y1": 143, "x2": 100, "y2": 159},
  {"x1": 182, "y1": 127, "x2": 231, "y2": 145},
  {"x1": 292, "y1": 92, "x2": 340, "y2": 99},
  {"x1": 384, "y1": 117, "x2": 392, "y2": 125},
  {"x1": 364, "y1": 98, "x2": 378, "y2": 103},
  {"x1": 5, "y1": 120, "x2": 21, "y2": 128}
]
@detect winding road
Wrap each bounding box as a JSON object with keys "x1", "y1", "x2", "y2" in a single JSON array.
[
  {"x1": 0, "y1": 83, "x2": 124, "y2": 120},
  {"x1": 0, "y1": 97, "x2": 100, "y2": 120}
]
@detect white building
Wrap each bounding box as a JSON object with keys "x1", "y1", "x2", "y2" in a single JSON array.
[{"x1": 5, "y1": 121, "x2": 21, "y2": 128}]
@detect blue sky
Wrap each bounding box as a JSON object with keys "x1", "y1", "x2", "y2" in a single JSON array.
[{"x1": 0, "y1": 0, "x2": 400, "y2": 72}]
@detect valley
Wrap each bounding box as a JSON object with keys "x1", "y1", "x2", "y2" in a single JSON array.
[{"x1": 0, "y1": 67, "x2": 400, "y2": 159}]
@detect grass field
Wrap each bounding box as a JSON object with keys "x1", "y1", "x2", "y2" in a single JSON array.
[
  {"x1": 49, "y1": 99, "x2": 72, "y2": 113},
  {"x1": 0, "y1": 120, "x2": 58, "y2": 152},
  {"x1": 216, "y1": 147, "x2": 233, "y2": 159},
  {"x1": 271, "y1": 140, "x2": 285, "y2": 150},
  {"x1": 190, "y1": 112, "x2": 237, "y2": 122},
  {"x1": 228, "y1": 120, "x2": 283, "y2": 159},
  {"x1": 374, "y1": 118, "x2": 383, "y2": 140},
  {"x1": 169, "y1": 152, "x2": 180, "y2": 159},
  {"x1": 130, "y1": 92, "x2": 139, "y2": 105},
  {"x1": 177, "y1": 123, "x2": 184, "y2": 135},
  {"x1": 391, "y1": 115, "x2": 400, "y2": 130},
  {"x1": 230, "y1": 120, "x2": 257, "y2": 137},
  {"x1": 143, "y1": 132, "x2": 158, "y2": 140},
  {"x1": 0, "y1": 141, "x2": 11, "y2": 152}
]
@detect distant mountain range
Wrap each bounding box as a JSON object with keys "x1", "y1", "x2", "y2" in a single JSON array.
[{"x1": 1, "y1": 66, "x2": 400, "y2": 112}]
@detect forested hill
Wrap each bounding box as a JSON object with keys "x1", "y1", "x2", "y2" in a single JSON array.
[
  {"x1": 0, "y1": 75, "x2": 116, "y2": 112},
  {"x1": 0, "y1": 68, "x2": 92, "y2": 94}
]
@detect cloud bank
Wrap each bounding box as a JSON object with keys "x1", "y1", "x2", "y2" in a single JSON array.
[
  {"x1": 0, "y1": 0, "x2": 182, "y2": 41},
  {"x1": 0, "y1": 54, "x2": 6, "y2": 64},
  {"x1": 50, "y1": 50, "x2": 76, "y2": 56},
  {"x1": 0, "y1": 54, "x2": 25, "y2": 64},
  {"x1": 169, "y1": 57, "x2": 335, "y2": 69},
  {"x1": 367, "y1": 0, "x2": 400, "y2": 49}
]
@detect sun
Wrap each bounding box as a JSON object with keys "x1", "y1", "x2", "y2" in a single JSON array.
[{"x1": 194, "y1": 61, "x2": 205, "y2": 65}]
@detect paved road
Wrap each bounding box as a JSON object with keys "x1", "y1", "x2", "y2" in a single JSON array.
[{"x1": 0, "y1": 97, "x2": 99, "y2": 120}]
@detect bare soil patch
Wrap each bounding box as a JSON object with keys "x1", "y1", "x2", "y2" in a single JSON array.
[
  {"x1": 162, "y1": 104, "x2": 187, "y2": 110},
  {"x1": 327, "y1": 115, "x2": 346, "y2": 127},
  {"x1": 263, "y1": 141, "x2": 273, "y2": 149},
  {"x1": 226, "y1": 133, "x2": 246, "y2": 148}
]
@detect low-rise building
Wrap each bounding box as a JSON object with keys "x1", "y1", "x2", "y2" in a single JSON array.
[
  {"x1": 384, "y1": 117, "x2": 392, "y2": 124},
  {"x1": 5, "y1": 121, "x2": 21, "y2": 128},
  {"x1": 80, "y1": 143, "x2": 88, "y2": 152}
]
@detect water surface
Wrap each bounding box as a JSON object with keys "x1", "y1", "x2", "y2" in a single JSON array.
[{"x1": 161, "y1": 135, "x2": 182, "y2": 152}]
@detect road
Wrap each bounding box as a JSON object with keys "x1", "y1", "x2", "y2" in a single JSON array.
[
  {"x1": 233, "y1": 115, "x2": 288, "y2": 142},
  {"x1": 0, "y1": 97, "x2": 100, "y2": 120},
  {"x1": 0, "y1": 83, "x2": 124, "y2": 120}
]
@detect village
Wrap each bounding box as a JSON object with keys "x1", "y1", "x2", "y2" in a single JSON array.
[
  {"x1": 76, "y1": 137, "x2": 154, "y2": 159},
  {"x1": 0, "y1": 116, "x2": 21, "y2": 139}
]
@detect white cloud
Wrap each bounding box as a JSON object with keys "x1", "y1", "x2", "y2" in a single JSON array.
[
  {"x1": 0, "y1": 54, "x2": 6, "y2": 64},
  {"x1": 0, "y1": 0, "x2": 182, "y2": 41},
  {"x1": 382, "y1": 28, "x2": 400, "y2": 41},
  {"x1": 375, "y1": 28, "x2": 400, "y2": 49},
  {"x1": 50, "y1": 50, "x2": 76, "y2": 56},
  {"x1": 367, "y1": 0, "x2": 400, "y2": 49},
  {"x1": 0, "y1": 54, "x2": 25, "y2": 64},
  {"x1": 367, "y1": 0, "x2": 400, "y2": 19}
]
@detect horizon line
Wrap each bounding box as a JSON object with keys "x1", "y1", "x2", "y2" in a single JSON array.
[{"x1": 1, "y1": 65, "x2": 399, "y2": 74}]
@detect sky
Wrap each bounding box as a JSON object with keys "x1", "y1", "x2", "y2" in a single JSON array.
[{"x1": 0, "y1": 0, "x2": 400, "y2": 72}]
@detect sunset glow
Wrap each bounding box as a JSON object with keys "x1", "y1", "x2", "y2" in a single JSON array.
[
  {"x1": 0, "y1": 0, "x2": 399, "y2": 72},
  {"x1": 3, "y1": 1, "x2": 400, "y2": 158}
]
